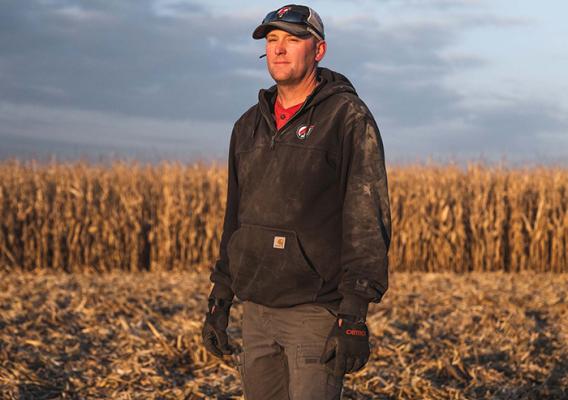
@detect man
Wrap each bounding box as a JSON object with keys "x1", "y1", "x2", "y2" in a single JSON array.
[{"x1": 202, "y1": 4, "x2": 391, "y2": 399}]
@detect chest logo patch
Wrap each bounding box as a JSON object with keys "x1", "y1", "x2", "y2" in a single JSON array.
[
  {"x1": 296, "y1": 125, "x2": 314, "y2": 140},
  {"x1": 273, "y1": 236, "x2": 286, "y2": 249}
]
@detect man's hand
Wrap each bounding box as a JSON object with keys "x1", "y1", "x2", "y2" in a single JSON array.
[
  {"x1": 319, "y1": 314, "x2": 370, "y2": 376},
  {"x1": 201, "y1": 297, "x2": 234, "y2": 358}
]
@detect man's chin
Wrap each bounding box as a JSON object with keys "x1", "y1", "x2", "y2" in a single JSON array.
[
  {"x1": 269, "y1": 71, "x2": 289, "y2": 82},
  {"x1": 269, "y1": 73, "x2": 297, "y2": 86}
]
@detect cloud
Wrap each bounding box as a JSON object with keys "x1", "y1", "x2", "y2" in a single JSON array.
[
  {"x1": 0, "y1": 0, "x2": 264, "y2": 122},
  {"x1": 0, "y1": 102, "x2": 232, "y2": 163},
  {"x1": 0, "y1": 0, "x2": 566, "y2": 164},
  {"x1": 317, "y1": 9, "x2": 566, "y2": 164},
  {"x1": 53, "y1": 5, "x2": 113, "y2": 22},
  {"x1": 323, "y1": 15, "x2": 468, "y2": 128}
]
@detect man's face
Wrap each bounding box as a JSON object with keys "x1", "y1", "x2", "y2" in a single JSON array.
[{"x1": 265, "y1": 29, "x2": 323, "y2": 85}]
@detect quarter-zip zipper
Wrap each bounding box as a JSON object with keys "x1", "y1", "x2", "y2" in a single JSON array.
[
  {"x1": 270, "y1": 100, "x2": 310, "y2": 150},
  {"x1": 266, "y1": 84, "x2": 323, "y2": 150}
]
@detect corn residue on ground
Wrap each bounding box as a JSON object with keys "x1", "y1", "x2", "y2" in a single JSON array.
[{"x1": 1, "y1": 269, "x2": 566, "y2": 399}]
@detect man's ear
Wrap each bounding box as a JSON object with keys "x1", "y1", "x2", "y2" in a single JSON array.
[{"x1": 315, "y1": 40, "x2": 327, "y2": 62}]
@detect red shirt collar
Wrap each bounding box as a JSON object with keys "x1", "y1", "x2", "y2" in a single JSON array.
[{"x1": 274, "y1": 97, "x2": 304, "y2": 130}]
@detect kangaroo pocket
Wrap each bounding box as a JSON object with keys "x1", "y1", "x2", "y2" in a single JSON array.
[{"x1": 227, "y1": 223, "x2": 323, "y2": 307}]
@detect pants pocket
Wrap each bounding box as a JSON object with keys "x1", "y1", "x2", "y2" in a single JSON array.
[
  {"x1": 227, "y1": 223, "x2": 323, "y2": 306},
  {"x1": 294, "y1": 343, "x2": 344, "y2": 400},
  {"x1": 296, "y1": 343, "x2": 324, "y2": 369}
]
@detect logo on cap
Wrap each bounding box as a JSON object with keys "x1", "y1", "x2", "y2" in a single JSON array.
[
  {"x1": 296, "y1": 125, "x2": 314, "y2": 140},
  {"x1": 277, "y1": 6, "x2": 291, "y2": 18}
]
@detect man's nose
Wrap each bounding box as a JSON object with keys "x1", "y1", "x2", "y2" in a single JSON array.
[{"x1": 274, "y1": 42, "x2": 286, "y2": 55}]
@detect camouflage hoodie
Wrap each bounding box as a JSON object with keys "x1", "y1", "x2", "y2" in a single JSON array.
[{"x1": 209, "y1": 66, "x2": 391, "y2": 320}]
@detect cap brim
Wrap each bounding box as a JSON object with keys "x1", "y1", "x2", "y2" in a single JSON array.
[{"x1": 252, "y1": 21, "x2": 312, "y2": 39}]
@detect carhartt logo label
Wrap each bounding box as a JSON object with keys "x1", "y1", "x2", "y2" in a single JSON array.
[
  {"x1": 296, "y1": 125, "x2": 314, "y2": 140},
  {"x1": 273, "y1": 236, "x2": 286, "y2": 249},
  {"x1": 346, "y1": 329, "x2": 367, "y2": 337},
  {"x1": 277, "y1": 7, "x2": 291, "y2": 18}
]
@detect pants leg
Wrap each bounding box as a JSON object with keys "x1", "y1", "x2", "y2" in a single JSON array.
[
  {"x1": 275, "y1": 303, "x2": 344, "y2": 400},
  {"x1": 239, "y1": 301, "x2": 289, "y2": 400},
  {"x1": 239, "y1": 301, "x2": 344, "y2": 400}
]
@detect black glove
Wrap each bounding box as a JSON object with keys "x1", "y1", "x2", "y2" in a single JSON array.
[
  {"x1": 319, "y1": 314, "x2": 370, "y2": 377},
  {"x1": 201, "y1": 297, "x2": 234, "y2": 358}
]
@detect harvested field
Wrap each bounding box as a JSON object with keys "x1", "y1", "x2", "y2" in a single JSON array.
[{"x1": 1, "y1": 270, "x2": 566, "y2": 399}]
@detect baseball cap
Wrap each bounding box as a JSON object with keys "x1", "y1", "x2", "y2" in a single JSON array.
[{"x1": 252, "y1": 4, "x2": 325, "y2": 41}]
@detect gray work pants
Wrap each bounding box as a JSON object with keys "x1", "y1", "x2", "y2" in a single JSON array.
[{"x1": 236, "y1": 301, "x2": 344, "y2": 400}]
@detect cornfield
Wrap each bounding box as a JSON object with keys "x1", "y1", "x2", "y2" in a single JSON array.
[{"x1": 1, "y1": 160, "x2": 567, "y2": 273}]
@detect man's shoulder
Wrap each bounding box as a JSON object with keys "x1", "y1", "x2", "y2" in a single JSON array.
[
  {"x1": 326, "y1": 91, "x2": 376, "y2": 124},
  {"x1": 234, "y1": 103, "x2": 260, "y2": 131}
]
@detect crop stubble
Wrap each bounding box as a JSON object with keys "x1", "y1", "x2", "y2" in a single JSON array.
[{"x1": 0, "y1": 269, "x2": 566, "y2": 399}]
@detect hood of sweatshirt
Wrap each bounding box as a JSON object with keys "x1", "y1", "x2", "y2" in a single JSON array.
[{"x1": 251, "y1": 67, "x2": 358, "y2": 138}]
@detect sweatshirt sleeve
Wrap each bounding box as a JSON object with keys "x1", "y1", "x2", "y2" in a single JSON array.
[
  {"x1": 208, "y1": 125, "x2": 239, "y2": 301},
  {"x1": 337, "y1": 114, "x2": 392, "y2": 320}
]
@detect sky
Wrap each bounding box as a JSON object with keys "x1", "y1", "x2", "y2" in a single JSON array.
[{"x1": 1, "y1": 0, "x2": 567, "y2": 166}]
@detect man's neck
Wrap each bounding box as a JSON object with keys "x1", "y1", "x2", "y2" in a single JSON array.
[{"x1": 276, "y1": 69, "x2": 319, "y2": 108}]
